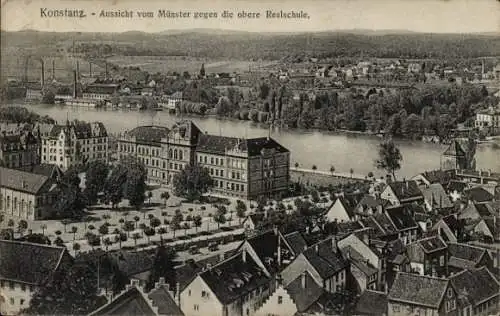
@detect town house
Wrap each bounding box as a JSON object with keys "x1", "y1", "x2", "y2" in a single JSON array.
[
  {"x1": 0, "y1": 240, "x2": 73, "y2": 315},
  {"x1": 0, "y1": 167, "x2": 59, "y2": 220},
  {"x1": 0, "y1": 131, "x2": 40, "y2": 169},
  {"x1": 388, "y1": 272, "x2": 458, "y2": 316},
  {"x1": 380, "y1": 180, "x2": 424, "y2": 206},
  {"x1": 406, "y1": 235, "x2": 448, "y2": 277}
]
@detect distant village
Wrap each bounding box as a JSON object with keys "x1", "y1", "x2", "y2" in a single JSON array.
[{"x1": 1, "y1": 103, "x2": 499, "y2": 316}]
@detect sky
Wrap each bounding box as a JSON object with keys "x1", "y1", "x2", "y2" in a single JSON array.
[{"x1": 1, "y1": 0, "x2": 499, "y2": 34}]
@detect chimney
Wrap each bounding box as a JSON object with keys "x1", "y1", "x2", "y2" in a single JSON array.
[
  {"x1": 301, "y1": 271, "x2": 306, "y2": 289},
  {"x1": 89, "y1": 62, "x2": 93, "y2": 78},
  {"x1": 40, "y1": 59, "x2": 45, "y2": 88},
  {"x1": 52, "y1": 59, "x2": 55, "y2": 80},
  {"x1": 105, "y1": 62, "x2": 108, "y2": 80},
  {"x1": 76, "y1": 60, "x2": 80, "y2": 79},
  {"x1": 314, "y1": 243, "x2": 319, "y2": 254},
  {"x1": 242, "y1": 250, "x2": 246, "y2": 263},
  {"x1": 331, "y1": 235, "x2": 337, "y2": 252},
  {"x1": 363, "y1": 232, "x2": 369, "y2": 245},
  {"x1": 345, "y1": 249, "x2": 351, "y2": 260},
  {"x1": 73, "y1": 70, "x2": 77, "y2": 98},
  {"x1": 219, "y1": 252, "x2": 225, "y2": 262},
  {"x1": 277, "y1": 231, "x2": 282, "y2": 266}
]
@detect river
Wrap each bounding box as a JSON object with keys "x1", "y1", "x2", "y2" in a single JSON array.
[{"x1": 14, "y1": 104, "x2": 500, "y2": 179}]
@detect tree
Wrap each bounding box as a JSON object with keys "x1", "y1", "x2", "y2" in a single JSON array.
[
  {"x1": 18, "y1": 220, "x2": 28, "y2": 236},
  {"x1": 98, "y1": 224, "x2": 109, "y2": 236},
  {"x1": 183, "y1": 222, "x2": 190, "y2": 235},
  {"x1": 144, "y1": 226, "x2": 155, "y2": 243},
  {"x1": 375, "y1": 140, "x2": 403, "y2": 180},
  {"x1": 54, "y1": 237, "x2": 65, "y2": 247},
  {"x1": 84, "y1": 161, "x2": 110, "y2": 205},
  {"x1": 71, "y1": 226, "x2": 78, "y2": 241},
  {"x1": 103, "y1": 237, "x2": 113, "y2": 251},
  {"x1": 312, "y1": 165, "x2": 317, "y2": 171},
  {"x1": 199, "y1": 63, "x2": 206, "y2": 78},
  {"x1": 170, "y1": 210, "x2": 182, "y2": 238},
  {"x1": 133, "y1": 216, "x2": 140, "y2": 228},
  {"x1": 7, "y1": 219, "x2": 14, "y2": 228},
  {"x1": 236, "y1": 200, "x2": 247, "y2": 224},
  {"x1": 144, "y1": 246, "x2": 176, "y2": 292},
  {"x1": 193, "y1": 215, "x2": 202, "y2": 232},
  {"x1": 61, "y1": 219, "x2": 71, "y2": 233},
  {"x1": 132, "y1": 232, "x2": 141, "y2": 246},
  {"x1": 160, "y1": 191, "x2": 170, "y2": 207},
  {"x1": 349, "y1": 168, "x2": 354, "y2": 178},
  {"x1": 73, "y1": 243, "x2": 81, "y2": 254},
  {"x1": 173, "y1": 164, "x2": 213, "y2": 201},
  {"x1": 294, "y1": 162, "x2": 299, "y2": 168},
  {"x1": 214, "y1": 206, "x2": 227, "y2": 229},
  {"x1": 330, "y1": 165, "x2": 335, "y2": 175},
  {"x1": 150, "y1": 217, "x2": 161, "y2": 229},
  {"x1": 23, "y1": 261, "x2": 106, "y2": 315}
]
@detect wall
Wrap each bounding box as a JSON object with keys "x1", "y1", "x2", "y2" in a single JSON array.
[
  {"x1": 325, "y1": 199, "x2": 351, "y2": 222},
  {"x1": 0, "y1": 280, "x2": 35, "y2": 315},
  {"x1": 381, "y1": 187, "x2": 400, "y2": 206},
  {"x1": 255, "y1": 286, "x2": 297, "y2": 316},
  {"x1": 0, "y1": 188, "x2": 37, "y2": 220},
  {"x1": 180, "y1": 276, "x2": 224, "y2": 316},
  {"x1": 280, "y1": 254, "x2": 322, "y2": 288},
  {"x1": 388, "y1": 302, "x2": 438, "y2": 316}
]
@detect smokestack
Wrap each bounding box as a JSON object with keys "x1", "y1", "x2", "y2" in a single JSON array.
[
  {"x1": 52, "y1": 60, "x2": 55, "y2": 80},
  {"x1": 40, "y1": 60, "x2": 45, "y2": 88},
  {"x1": 89, "y1": 62, "x2": 92, "y2": 78},
  {"x1": 105, "y1": 62, "x2": 108, "y2": 81},
  {"x1": 73, "y1": 70, "x2": 77, "y2": 98},
  {"x1": 76, "y1": 61, "x2": 80, "y2": 79}
]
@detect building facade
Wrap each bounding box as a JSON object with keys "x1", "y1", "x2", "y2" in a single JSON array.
[
  {"x1": 40, "y1": 122, "x2": 108, "y2": 170},
  {"x1": 0, "y1": 132, "x2": 40, "y2": 169},
  {"x1": 475, "y1": 106, "x2": 500, "y2": 135},
  {"x1": 0, "y1": 167, "x2": 59, "y2": 220}
]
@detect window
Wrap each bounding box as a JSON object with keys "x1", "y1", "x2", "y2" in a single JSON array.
[
  {"x1": 21, "y1": 284, "x2": 26, "y2": 291},
  {"x1": 445, "y1": 299, "x2": 456, "y2": 312},
  {"x1": 10, "y1": 298, "x2": 14, "y2": 305},
  {"x1": 278, "y1": 296, "x2": 283, "y2": 304},
  {"x1": 9, "y1": 281, "x2": 14, "y2": 289},
  {"x1": 188, "y1": 290, "x2": 191, "y2": 296},
  {"x1": 392, "y1": 305, "x2": 400, "y2": 313},
  {"x1": 20, "y1": 299, "x2": 25, "y2": 306},
  {"x1": 211, "y1": 157, "x2": 214, "y2": 164},
  {"x1": 201, "y1": 290, "x2": 208, "y2": 298},
  {"x1": 447, "y1": 288, "x2": 453, "y2": 298},
  {"x1": 193, "y1": 304, "x2": 199, "y2": 311}
]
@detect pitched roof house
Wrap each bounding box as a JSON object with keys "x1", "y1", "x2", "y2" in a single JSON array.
[
  {"x1": 420, "y1": 183, "x2": 455, "y2": 213},
  {"x1": 354, "y1": 290, "x2": 388, "y2": 316},
  {"x1": 380, "y1": 180, "x2": 424, "y2": 206},
  {"x1": 0, "y1": 240, "x2": 73, "y2": 315},
  {"x1": 388, "y1": 273, "x2": 458, "y2": 316},
  {"x1": 448, "y1": 267, "x2": 499, "y2": 316},
  {"x1": 447, "y1": 243, "x2": 493, "y2": 273},
  {"x1": 406, "y1": 235, "x2": 448, "y2": 277}
]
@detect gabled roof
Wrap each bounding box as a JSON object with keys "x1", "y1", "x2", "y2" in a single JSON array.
[
  {"x1": 0, "y1": 167, "x2": 56, "y2": 195},
  {"x1": 198, "y1": 253, "x2": 270, "y2": 305},
  {"x1": 17, "y1": 163, "x2": 64, "y2": 180},
  {"x1": 196, "y1": 135, "x2": 289, "y2": 156},
  {"x1": 302, "y1": 238, "x2": 348, "y2": 279},
  {"x1": 449, "y1": 267, "x2": 499, "y2": 307},
  {"x1": 465, "y1": 187, "x2": 494, "y2": 203},
  {"x1": 386, "y1": 180, "x2": 423, "y2": 201},
  {"x1": 0, "y1": 240, "x2": 67, "y2": 285},
  {"x1": 284, "y1": 231, "x2": 308, "y2": 255},
  {"x1": 416, "y1": 170, "x2": 453, "y2": 186},
  {"x1": 421, "y1": 183, "x2": 454, "y2": 210},
  {"x1": 342, "y1": 246, "x2": 378, "y2": 276},
  {"x1": 109, "y1": 250, "x2": 155, "y2": 277},
  {"x1": 385, "y1": 205, "x2": 419, "y2": 231},
  {"x1": 88, "y1": 285, "x2": 157, "y2": 316},
  {"x1": 355, "y1": 290, "x2": 388, "y2": 316},
  {"x1": 388, "y1": 273, "x2": 449, "y2": 308},
  {"x1": 148, "y1": 285, "x2": 184, "y2": 316},
  {"x1": 355, "y1": 195, "x2": 392, "y2": 211},
  {"x1": 285, "y1": 272, "x2": 325, "y2": 312},
  {"x1": 406, "y1": 236, "x2": 447, "y2": 263},
  {"x1": 447, "y1": 243, "x2": 487, "y2": 264},
  {"x1": 168, "y1": 120, "x2": 201, "y2": 144}
]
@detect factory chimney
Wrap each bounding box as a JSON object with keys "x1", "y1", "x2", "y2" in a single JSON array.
[
  {"x1": 89, "y1": 62, "x2": 92, "y2": 78},
  {"x1": 76, "y1": 60, "x2": 80, "y2": 79},
  {"x1": 105, "y1": 62, "x2": 108, "y2": 81},
  {"x1": 52, "y1": 60, "x2": 55, "y2": 81},
  {"x1": 72, "y1": 70, "x2": 77, "y2": 98}
]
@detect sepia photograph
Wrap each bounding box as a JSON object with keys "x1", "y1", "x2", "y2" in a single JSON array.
[{"x1": 0, "y1": 0, "x2": 499, "y2": 315}]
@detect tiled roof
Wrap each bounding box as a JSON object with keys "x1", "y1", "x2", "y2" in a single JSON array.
[
  {"x1": 196, "y1": 134, "x2": 288, "y2": 156},
  {"x1": 448, "y1": 257, "x2": 476, "y2": 270},
  {"x1": 148, "y1": 285, "x2": 184, "y2": 316},
  {"x1": 387, "y1": 180, "x2": 423, "y2": 201},
  {"x1": 385, "y1": 205, "x2": 419, "y2": 231},
  {"x1": 89, "y1": 286, "x2": 156, "y2": 316},
  {"x1": 125, "y1": 126, "x2": 169, "y2": 144},
  {"x1": 0, "y1": 167, "x2": 55, "y2": 194},
  {"x1": 388, "y1": 273, "x2": 449, "y2": 308},
  {"x1": 199, "y1": 253, "x2": 270, "y2": 305},
  {"x1": 418, "y1": 170, "x2": 453, "y2": 185},
  {"x1": 421, "y1": 184, "x2": 454, "y2": 210},
  {"x1": 303, "y1": 238, "x2": 347, "y2": 279},
  {"x1": 284, "y1": 231, "x2": 308, "y2": 255},
  {"x1": 334, "y1": 194, "x2": 363, "y2": 219},
  {"x1": 449, "y1": 268, "x2": 499, "y2": 307},
  {"x1": 447, "y1": 180, "x2": 468, "y2": 193},
  {"x1": 442, "y1": 214, "x2": 460, "y2": 232},
  {"x1": 109, "y1": 250, "x2": 155, "y2": 277},
  {"x1": 168, "y1": 120, "x2": 201, "y2": 144},
  {"x1": 417, "y1": 236, "x2": 447, "y2": 253},
  {"x1": 474, "y1": 203, "x2": 495, "y2": 217},
  {"x1": 285, "y1": 272, "x2": 324, "y2": 312},
  {"x1": 355, "y1": 290, "x2": 388, "y2": 316},
  {"x1": 465, "y1": 187, "x2": 494, "y2": 203},
  {"x1": 447, "y1": 243, "x2": 487, "y2": 264},
  {"x1": 342, "y1": 246, "x2": 378, "y2": 276},
  {"x1": 17, "y1": 163, "x2": 64, "y2": 179},
  {"x1": 0, "y1": 240, "x2": 67, "y2": 285},
  {"x1": 356, "y1": 195, "x2": 392, "y2": 211},
  {"x1": 245, "y1": 230, "x2": 294, "y2": 273},
  {"x1": 73, "y1": 122, "x2": 108, "y2": 138}
]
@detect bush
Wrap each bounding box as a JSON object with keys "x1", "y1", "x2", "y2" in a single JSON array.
[
  {"x1": 200, "y1": 206, "x2": 206, "y2": 210},
  {"x1": 188, "y1": 208, "x2": 194, "y2": 212},
  {"x1": 55, "y1": 230, "x2": 62, "y2": 235}
]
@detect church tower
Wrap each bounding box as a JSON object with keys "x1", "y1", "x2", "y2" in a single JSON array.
[{"x1": 441, "y1": 137, "x2": 476, "y2": 171}]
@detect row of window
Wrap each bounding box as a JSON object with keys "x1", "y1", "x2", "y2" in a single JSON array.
[
  {"x1": 213, "y1": 180, "x2": 246, "y2": 192},
  {"x1": 0, "y1": 280, "x2": 33, "y2": 292}
]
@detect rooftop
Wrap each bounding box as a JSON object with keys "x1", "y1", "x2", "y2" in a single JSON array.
[
  {"x1": 449, "y1": 267, "x2": 499, "y2": 307},
  {"x1": 0, "y1": 167, "x2": 56, "y2": 195},
  {"x1": 386, "y1": 180, "x2": 423, "y2": 201},
  {"x1": 285, "y1": 272, "x2": 324, "y2": 312},
  {"x1": 0, "y1": 240, "x2": 67, "y2": 285},
  {"x1": 196, "y1": 134, "x2": 289, "y2": 156},
  {"x1": 355, "y1": 290, "x2": 388, "y2": 316},
  {"x1": 388, "y1": 272, "x2": 449, "y2": 309}
]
